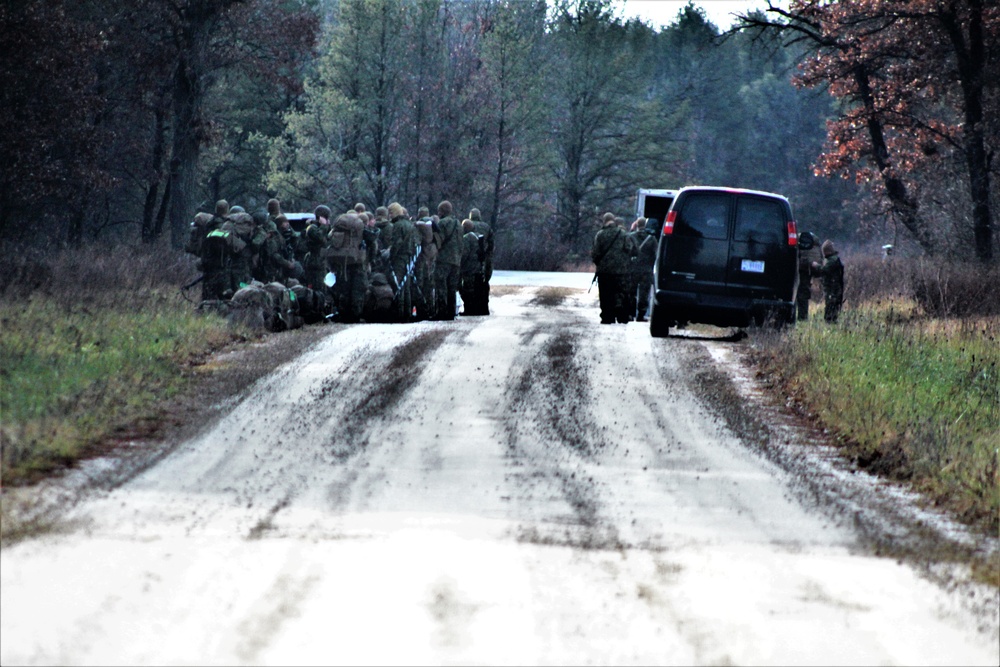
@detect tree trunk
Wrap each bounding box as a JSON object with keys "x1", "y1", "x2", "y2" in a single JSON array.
[
  {"x1": 940, "y1": 0, "x2": 993, "y2": 262},
  {"x1": 153, "y1": 169, "x2": 171, "y2": 241},
  {"x1": 168, "y1": 52, "x2": 202, "y2": 249},
  {"x1": 142, "y1": 104, "x2": 168, "y2": 243},
  {"x1": 852, "y1": 64, "x2": 936, "y2": 255}
]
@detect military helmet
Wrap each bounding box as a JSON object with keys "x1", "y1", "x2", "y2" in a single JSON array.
[
  {"x1": 388, "y1": 202, "x2": 405, "y2": 220},
  {"x1": 266, "y1": 198, "x2": 281, "y2": 216},
  {"x1": 215, "y1": 200, "x2": 230, "y2": 217},
  {"x1": 602, "y1": 212, "x2": 615, "y2": 223},
  {"x1": 799, "y1": 231, "x2": 815, "y2": 250},
  {"x1": 417, "y1": 206, "x2": 430, "y2": 218},
  {"x1": 252, "y1": 208, "x2": 269, "y2": 226},
  {"x1": 230, "y1": 205, "x2": 246, "y2": 214},
  {"x1": 469, "y1": 208, "x2": 481, "y2": 221},
  {"x1": 438, "y1": 200, "x2": 453, "y2": 217},
  {"x1": 644, "y1": 217, "x2": 660, "y2": 234},
  {"x1": 375, "y1": 206, "x2": 389, "y2": 220},
  {"x1": 314, "y1": 205, "x2": 332, "y2": 220}
]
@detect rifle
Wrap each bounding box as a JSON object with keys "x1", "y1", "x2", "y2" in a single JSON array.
[
  {"x1": 588, "y1": 273, "x2": 597, "y2": 293},
  {"x1": 183, "y1": 274, "x2": 204, "y2": 290},
  {"x1": 180, "y1": 274, "x2": 203, "y2": 304}
]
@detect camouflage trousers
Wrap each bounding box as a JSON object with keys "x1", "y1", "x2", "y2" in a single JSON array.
[
  {"x1": 435, "y1": 263, "x2": 461, "y2": 320},
  {"x1": 331, "y1": 262, "x2": 367, "y2": 324},
  {"x1": 597, "y1": 272, "x2": 628, "y2": 324}
]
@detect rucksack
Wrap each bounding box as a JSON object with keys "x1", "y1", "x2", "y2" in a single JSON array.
[
  {"x1": 328, "y1": 214, "x2": 365, "y2": 263},
  {"x1": 200, "y1": 221, "x2": 247, "y2": 270},
  {"x1": 185, "y1": 212, "x2": 214, "y2": 256}
]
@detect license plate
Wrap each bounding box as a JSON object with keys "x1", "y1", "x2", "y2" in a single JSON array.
[{"x1": 741, "y1": 259, "x2": 765, "y2": 273}]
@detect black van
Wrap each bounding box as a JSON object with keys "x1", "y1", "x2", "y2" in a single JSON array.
[{"x1": 649, "y1": 186, "x2": 799, "y2": 337}]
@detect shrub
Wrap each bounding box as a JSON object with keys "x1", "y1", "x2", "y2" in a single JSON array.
[{"x1": 910, "y1": 261, "x2": 1000, "y2": 318}]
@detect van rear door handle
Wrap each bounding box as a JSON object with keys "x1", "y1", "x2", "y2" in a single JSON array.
[{"x1": 671, "y1": 271, "x2": 696, "y2": 280}]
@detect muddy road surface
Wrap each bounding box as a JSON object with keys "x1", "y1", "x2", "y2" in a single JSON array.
[{"x1": 2, "y1": 272, "x2": 997, "y2": 665}]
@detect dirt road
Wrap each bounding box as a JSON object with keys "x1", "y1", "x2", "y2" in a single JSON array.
[{"x1": 2, "y1": 273, "x2": 997, "y2": 665}]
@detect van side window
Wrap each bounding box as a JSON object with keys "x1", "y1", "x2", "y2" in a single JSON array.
[
  {"x1": 675, "y1": 195, "x2": 729, "y2": 239},
  {"x1": 734, "y1": 197, "x2": 786, "y2": 245}
]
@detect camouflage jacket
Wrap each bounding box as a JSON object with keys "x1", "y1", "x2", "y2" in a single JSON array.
[
  {"x1": 303, "y1": 223, "x2": 329, "y2": 269},
  {"x1": 472, "y1": 219, "x2": 494, "y2": 259},
  {"x1": 437, "y1": 215, "x2": 463, "y2": 266},
  {"x1": 461, "y1": 232, "x2": 484, "y2": 276},
  {"x1": 592, "y1": 223, "x2": 630, "y2": 275},
  {"x1": 389, "y1": 216, "x2": 419, "y2": 266},
  {"x1": 630, "y1": 228, "x2": 656, "y2": 272},
  {"x1": 816, "y1": 253, "x2": 844, "y2": 300}
]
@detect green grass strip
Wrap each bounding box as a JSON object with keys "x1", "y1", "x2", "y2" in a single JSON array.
[
  {"x1": 0, "y1": 292, "x2": 235, "y2": 482},
  {"x1": 775, "y1": 308, "x2": 999, "y2": 531}
]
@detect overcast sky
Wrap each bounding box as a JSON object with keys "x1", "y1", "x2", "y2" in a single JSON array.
[{"x1": 619, "y1": 0, "x2": 785, "y2": 30}]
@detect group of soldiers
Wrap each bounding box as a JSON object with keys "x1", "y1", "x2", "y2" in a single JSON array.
[
  {"x1": 590, "y1": 213, "x2": 662, "y2": 325},
  {"x1": 185, "y1": 198, "x2": 495, "y2": 329},
  {"x1": 591, "y1": 212, "x2": 845, "y2": 325}
]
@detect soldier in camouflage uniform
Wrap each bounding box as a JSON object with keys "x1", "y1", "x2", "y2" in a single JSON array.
[
  {"x1": 303, "y1": 205, "x2": 332, "y2": 293},
  {"x1": 197, "y1": 200, "x2": 235, "y2": 300},
  {"x1": 813, "y1": 239, "x2": 845, "y2": 323},
  {"x1": 629, "y1": 217, "x2": 656, "y2": 322},
  {"x1": 226, "y1": 205, "x2": 257, "y2": 294},
  {"x1": 373, "y1": 206, "x2": 393, "y2": 260},
  {"x1": 278, "y1": 213, "x2": 305, "y2": 265},
  {"x1": 387, "y1": 203, "x2": 418, "y2": 321},
  {"x1": 468, "y1": 208, "x2": 493, "y2": 315},
  {"x1": 414, "y1": 206, "x2": 438, "y2": 320},
  {"x1": 253, "y1": 208, "x2": 291, "y2": 283},
  {"x1": 434, "y1": 200, "x2": 463, "y2": 321},
  {"x1": 592, "y1": 212, "x2": 631, "y2": 324},
  {"x1": 796, "y1": 231, "x2": 821, "y2": 321},
  {"x1": 327, "y1": 211, "x2": 367, "y2": 323},
  {"x1": 459, "y1": 219, "x2": 487, "y2": 315}
]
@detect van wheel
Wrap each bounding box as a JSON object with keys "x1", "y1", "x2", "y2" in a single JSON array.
[{"x1": 649, "y1": 303, "x2": 670, "y2": 338}]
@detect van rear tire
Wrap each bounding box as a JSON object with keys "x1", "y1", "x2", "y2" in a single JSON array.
[{"x1": 649, "y1": 302, "x2": 670, "y2": 338}]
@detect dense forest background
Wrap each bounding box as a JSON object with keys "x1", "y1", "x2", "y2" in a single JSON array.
[{"x1": 1, "y1": 0, "x2": 996, "y2": 267}]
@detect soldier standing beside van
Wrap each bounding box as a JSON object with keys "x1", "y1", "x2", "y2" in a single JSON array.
[
  {"x1": 813, "y1": 240, "x2": 845, "y2": 323},
  {"x1": 627, "y1": 217, "x2": 652, "y2": 322},
  {"x1": 592, "y1": 212, "x2": 631, "y2": 324},
  {"x1": 634, "y1": 217, "x2": 659, "y2": 322},
  {"x1": 796, "y1": 231, "x2": 821, "y2": 321}
]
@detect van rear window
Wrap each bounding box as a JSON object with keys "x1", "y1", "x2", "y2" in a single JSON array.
[
  {"x1": 675, "y1": 194, "x2": 729, "y2": 239},
  {"x1": 734, "y1": 197, "x2": 786, "y2": 245}
]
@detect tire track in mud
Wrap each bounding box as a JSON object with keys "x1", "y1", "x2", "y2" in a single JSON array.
[
  {"x1": 288, "y1": 329, "x2": 452, "y2": 464},
  {"x1": 222, "y1": 328, "x2": 453, "y2": 528},
  {"x1": 502, "y1": 314, "x2": 624, "y2": 550},
  {"x1": 329, "y1": 328, "x2": 452, "y2": 458}
]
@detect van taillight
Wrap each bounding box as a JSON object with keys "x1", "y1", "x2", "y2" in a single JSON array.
[
  {"x1": 663, "y1": 211, "x2": 676, "y2": 235},
  {"x1": 787, "y1": 220, "x2": 798, "y2": 246}
]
